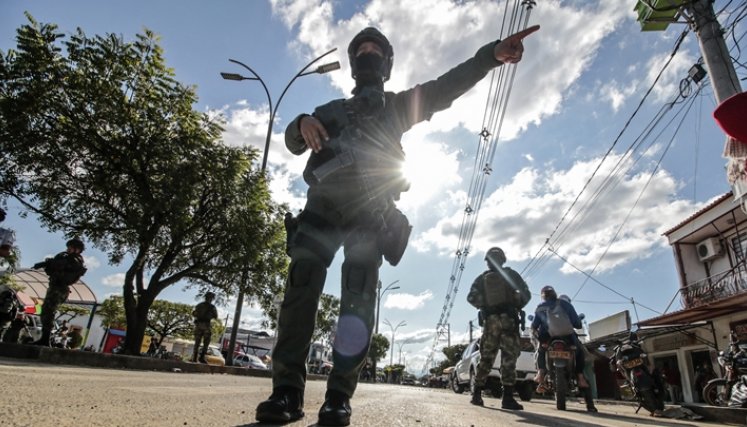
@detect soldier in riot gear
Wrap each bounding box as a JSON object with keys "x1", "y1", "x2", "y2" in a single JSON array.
[
  {"x1": 256, "y1": 25, "x2": 540, "y2": 426},
  {"x1": 467, "y1": 247, "x2": 531, "y2": 410},
  {"x1": 31, "y1": 238, "x2": 87, "y2": 346},
  {"x1": 191, "y1": 291, "x2": 218, "y2": 363}
]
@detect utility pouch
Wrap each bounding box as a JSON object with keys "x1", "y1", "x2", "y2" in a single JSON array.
[
  {"x1": 283, "y1": 212, "x2": 299, "y2": 255},
  {"x1": 378, "y1": 206, "x2": 412, "y2": 266}
]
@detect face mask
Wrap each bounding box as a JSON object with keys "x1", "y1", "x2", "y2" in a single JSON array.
[{"x1": 354, "y1": 52, "x2": 386, "y2": 85}]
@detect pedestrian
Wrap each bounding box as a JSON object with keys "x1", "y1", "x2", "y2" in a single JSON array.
[
  {"x1": 254, "y1": 24, "x2": 540, "y2": 426},
  {"x1": 31, "y1": 238, "x2": 87, "y2": 346},
  {"x1": 661, "y1": 361, "x2": 682, "y2": 403},
  {"x1": 465, "y1": 247, "x2": 531, "y2": 409},
  {"x1": 191, "y1": 291, "x2": 218, "y2": 363},
  {"x1": 147, "y1": 336, "x2": 158, "y2": 356},
  {"x1": 67, "y1": 325, "x2": 83, "y2": 349}
]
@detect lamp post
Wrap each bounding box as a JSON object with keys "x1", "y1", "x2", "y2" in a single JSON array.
[
  {"x1": 219, "y1": 50, "x2": 340, "y2": 365},
  {"x1": 375, "y1": 280, "x2": 400, "y2": 335},
  {"x1": 383, "y1": 319, "x2": 406, "y2": 367},
  {"x1": 221, "y1": 48, "x2": 340, "y2": 172}
]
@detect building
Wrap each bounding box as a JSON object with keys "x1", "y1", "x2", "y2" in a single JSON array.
[{"x1": 589, "y1": 192, "x2": 747, "y2": 403}]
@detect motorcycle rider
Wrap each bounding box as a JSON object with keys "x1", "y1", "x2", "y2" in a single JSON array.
[
  {"x1": 531, "y1": 286, "x2": 589, "y2": 390},
  {"x1": 255, "y1": 24, "x2": 540, "y2": 426}
]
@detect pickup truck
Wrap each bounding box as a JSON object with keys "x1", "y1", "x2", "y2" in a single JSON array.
[{"x1": 450, "y1": 335, "x2": 537, "y2": 401}]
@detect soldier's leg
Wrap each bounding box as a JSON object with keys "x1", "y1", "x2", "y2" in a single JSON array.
[
  {"x1": 38, "y1": 287, "x2": 65, "y2": 345},
  {"x1": 474, "y1": 315, "x2": 501, "y2": 388},
  {"x1": 257, "y1": 196, "x2": 344, "y2": 424},
  {"x1": 319, "y1": 229, "x2": 380, "y2": 426},
  {"x1": 326, "y1": 229, "x2": 381, "y2": 398},
  {"x1": 498, "y1": 315, "x2": 523, "y2": 410}
]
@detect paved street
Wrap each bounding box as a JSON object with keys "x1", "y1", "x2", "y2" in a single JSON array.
[{"x1": 0, "y1": 358, "x2": 720, "y2": 427}]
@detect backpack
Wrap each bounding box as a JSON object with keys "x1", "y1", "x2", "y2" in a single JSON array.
[{"x1": 543, "y1": 302, "x2": 575, "y2": 337}]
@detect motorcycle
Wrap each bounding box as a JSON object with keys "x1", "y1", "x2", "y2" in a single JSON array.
[
  {"x1": 610, "y1": 329, "x2": 665, "y2": 416},
  {"x1": 541, "y1": 335, "x2": 595, "y2": 411},
  {"x1": 702, "y1": 330, "x2": 747, "y2": 407}
]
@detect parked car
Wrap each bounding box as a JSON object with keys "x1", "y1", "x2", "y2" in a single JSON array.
[
  {"x1": 234, "y1": 353, "x2": 268, "y2": 370},
  {"x1": 204, "y1": 345, "x2": 226, "y2": 367},
  {"x1": 451, "y1": 336, "x2": 536, "y2": 401}
]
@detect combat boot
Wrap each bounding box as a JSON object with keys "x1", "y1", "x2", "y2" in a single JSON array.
[
  {"x1": 318, "y1": 389, "x2": 352, "y2": 426},
  {"x1": 255, "y1": 386, "x2": 305, "y2": 423},
  {"x1": 501, "y1": 386, "x2": 523, "y2": 410},
  {"x1": 470, "y1": 385, "x2": 484, "y2": 406}
]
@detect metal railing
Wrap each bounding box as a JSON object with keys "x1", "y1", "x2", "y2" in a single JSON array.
[{"x1": 680, "y1": 263, "x2": 747, "y2": 309}]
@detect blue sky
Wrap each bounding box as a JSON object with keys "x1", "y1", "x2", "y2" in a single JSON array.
[{"x1": 2, "y1": 0, "x2": 745, "y2": 373}]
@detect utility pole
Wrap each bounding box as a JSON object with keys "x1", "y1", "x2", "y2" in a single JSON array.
[{"x1": 634, "y1": 0, "x2": 743, "y2": 186}]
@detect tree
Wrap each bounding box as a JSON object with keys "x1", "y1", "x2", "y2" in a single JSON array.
[
  {"x1": 430, "y1": 343, "x2": 468, "y2": 376},
  {"x1": 145, "y1": 300, "x2": 193, "y2": 346},
  {"x1": 98, "y1": 296, "x2": 126, "y2": 330},
  {"x1": 56, "y1": 304, "x2": 90, "y2": 324},
  {"x1": 0, "y1": 16, "x2": 288, "y2": 354},
  {"x1": 367, "y1": 332, "x2": 389, "y2": 383}
]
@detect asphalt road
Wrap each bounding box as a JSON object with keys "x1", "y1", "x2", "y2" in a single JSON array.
[{"x1": 0, "y1": 358, "x2": 721, "y2": 427}]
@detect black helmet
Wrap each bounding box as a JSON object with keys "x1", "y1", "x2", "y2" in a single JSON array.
[
  {"x1": 541, "y1": 285, "x2": 557, "y2": 302},
  {"x1": 484, "y1": 247, "x2": 506, "y2": 267},
  {"x1": 66, "y1": 238, "x2": 85, "y2": 252},
  {"x1": 347, "y1": 27, "x2": 394, "y2": 81},
  {"x1": 204, "y1": 291, "x2": 215, "y2": 300}
]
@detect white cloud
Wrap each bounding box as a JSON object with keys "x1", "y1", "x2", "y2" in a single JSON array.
[
  {"x1": 599, "y1": 79, "x2": 639, "y2": 112},
  {"x1": 413, "y1": 154, "x2": 700, "y2": 273},
  {"x1": 101, "y1": 273, "x2": 125, "y2": 288},
  {"x1": 384, "y1": 290, "x2": 434, "y2": 310},
  {"x1": 83, "y1": 255, "x2": 100, "y2": 270}
]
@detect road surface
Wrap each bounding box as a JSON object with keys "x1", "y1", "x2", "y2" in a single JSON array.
[{"x1": 0, "y1": 358, "x2": 718, "y2": 426}]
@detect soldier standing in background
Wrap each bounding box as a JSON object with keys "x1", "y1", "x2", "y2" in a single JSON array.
[
  {"x1": 32, "y1": 239, "x2": 87, "y2": 346},
  {"x1": 467, "y1": 247, "x2": 531, "y2": 410},
  {"x1": 191, "y1": 291, "x2": 218, "y2": 363}
]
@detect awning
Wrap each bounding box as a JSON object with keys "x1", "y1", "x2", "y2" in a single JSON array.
[
  {"x1": 585, "y1": 321, "x2": 718, "y2": 353},
  {"x1": 15, "y1": 290, "x2": 36, "y2": 313},
  {"x1": 638, "y1": 292, "x2": 747, "y2": 327}
]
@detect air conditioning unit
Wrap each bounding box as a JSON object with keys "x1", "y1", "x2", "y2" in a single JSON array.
[{"x1": 696, "y1": 237, "x2": 723, "y2": 262}]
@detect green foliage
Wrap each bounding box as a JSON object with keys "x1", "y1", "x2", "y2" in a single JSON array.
[
  {"x1": 98, "y1": 296, "x2": 126, "y2": 329},
  {"x1": 429, "y1": 343, "x2": 468, "y2": 375},
  {"x1": 313, "y1": 293, "x2": 340, "y2": 344},
  {"x1": 145, "y1": 299, "x2": 194, "y2": 343},
  {"x1": 56, "y1": 303, "x2": 90, "y2": 323},
  {"x1": 368, "y1": 333, "x2": 389, "y2": 363},
  {"x1": 0, "y1": 16, "x2": 288, "y2": 354}
]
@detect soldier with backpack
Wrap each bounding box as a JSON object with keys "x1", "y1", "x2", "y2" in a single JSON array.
[
  {"x1": 531, "y1": 286, "x2": 589, "y2": 390},
  {"x1": 466, "y1": 247, "x2": 531, "y2": 410},
  {"x1": 191, "y1": 291, "x2": 218, "y2": 363}
]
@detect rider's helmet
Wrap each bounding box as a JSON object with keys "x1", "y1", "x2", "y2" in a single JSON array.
[
  {"x1": 66, "y1": 238, "x2": 85, "y2": 252},
  {"x1": 204, "y1": 291, "x2": 216, "y2": 300},
  {"x1": 484, "y1": 247, "x2": 506, "y2": 268},
  {"x1": 347, "y1": 27, "x2": 394, "y2": 82},
  {"x1": 541, "y1": 285, "x2": 557, "y2": 302},
  {"x1": 558, "y1": 294, "x2": 571, "y2": 303}
]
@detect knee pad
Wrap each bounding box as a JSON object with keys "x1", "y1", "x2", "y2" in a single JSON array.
[
  {"x1": 341, "y1": 262, "x2": 377, "y2": 295},
  {"x1": 288, "y1": 255, "x2": 327, "y2": 290}
]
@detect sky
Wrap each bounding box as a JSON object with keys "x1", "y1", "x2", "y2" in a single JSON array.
[{"x1": 1, "y1": 0, "x2": 745, "y2": 374}]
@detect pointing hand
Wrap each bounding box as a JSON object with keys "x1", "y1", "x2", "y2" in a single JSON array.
[{"x1": 494, "y1": 25, "x2": 540, "y2": 64}]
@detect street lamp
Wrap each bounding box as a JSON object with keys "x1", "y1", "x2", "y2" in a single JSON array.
[
  {"x1": 383, "y1": 319, "x2": 406, "y2": 368},
  {"x1": 220, "y1": 48, "x2": 340, "y2": 173},
  {"x1": 375, "y1": 280, "x2": 400, "y2": 335},
  {"x1": 220, "y1": 49, "x2": 340, "y2": 364}
]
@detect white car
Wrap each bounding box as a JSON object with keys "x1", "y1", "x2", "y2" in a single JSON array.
[
  {"x1": 451, "y1": 336, "x2": 537, "y2": 401},
  {"x1": 234, "y1": 353, "x2": 268, "y2": 370}
]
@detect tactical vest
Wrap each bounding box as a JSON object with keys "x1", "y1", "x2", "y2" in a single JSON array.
[
  {"x1": 193, "y1": 303, "x2": 214, "y2": 323},
  {"x1": 482, "y1": 271, "x2": 515, "y2": 307}
]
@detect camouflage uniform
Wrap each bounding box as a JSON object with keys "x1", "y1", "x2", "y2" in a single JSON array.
[
  {"x1": 35, "y1": 251, "x2": 86, "y2": 345},
  {"x1": 467, "y1": 260, "x2": 530, "y2": 408},
  {"x1": 275, "y1": 40, "x2": 506, "y2": 400},
  {"x1": 191, "y1": 300, "x2": 217, "y2": 362}
]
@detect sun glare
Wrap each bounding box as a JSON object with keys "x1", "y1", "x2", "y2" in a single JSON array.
[{"x1": 399, "y1": 141, "x2": 459, "y2": 209}]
